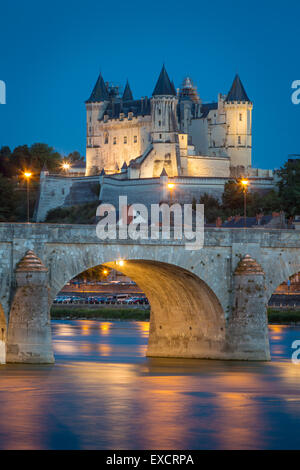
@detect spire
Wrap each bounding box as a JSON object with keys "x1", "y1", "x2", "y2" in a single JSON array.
[
  {"x1": 86, "y1": 73, "x2": 109, "y2": 103},
  {"x1": 122, "y1": 80, "x2": 133, "y2": 101},
  {"x1": 160, "y1": 168, "x2": 168, "y2": 176},
  {"x1": 153, "y1": 65, "x2": 176, "y2": 96},
  {"x1": 226, "y1": 74, "x2": 251, "y2": 102},
  {"x1": 100, "y1": 168, "x2": 106, "y2": 176},
  {"x1": 121, "y1": 161, "x2": 128, "y2": 170}
]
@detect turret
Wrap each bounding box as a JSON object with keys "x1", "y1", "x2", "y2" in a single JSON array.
[
  {"x1": 151, "y1": 65, "x2": 178, "y2": 143},
  {"x1": 224, "y1": 74, "x2": 253, "y2": 169},
  {"x1": 149, "y1": 66, "x2": 181, "y2": 176},
  {"x1": 85, "y1": 72, "x2": 110, "y2": 175}
]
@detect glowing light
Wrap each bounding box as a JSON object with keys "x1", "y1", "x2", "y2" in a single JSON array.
[
  {"x1": 103, "y1": 269, "x2": 108, "y2": 275},
  {"x1": 167, "y1": 182, "x2": 175, "y2": 190},
  {"x1": 116, "y1": 260, "x2": 125, "y2": 267},
  {"x1": 24, "y1": 171, "x2": 32, "y2": 178},
  {"x1": 241, "y1": 179, "x2": 249, "y2": 186},
  {"x1": 100, "y1": 323, "x2": 111, "y2": 335},
  {"x1": 62, "y1": 162, "x2": 70, "y2": 170}
]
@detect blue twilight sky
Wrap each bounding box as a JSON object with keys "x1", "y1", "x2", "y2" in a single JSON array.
[{"x1": 0, "y1": 0, "x2": 299, "y2": 169}]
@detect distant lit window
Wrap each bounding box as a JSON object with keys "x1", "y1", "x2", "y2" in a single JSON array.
[
  {"x1": 124, "y1": 136, "x2": 127, "y2": 144},
  {"x1": 134, "y1": 136, "x2": 137, "y2": 143}
]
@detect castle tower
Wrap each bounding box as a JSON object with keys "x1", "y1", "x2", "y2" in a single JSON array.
[
  {"x1": 179, "y1": 77, "x2": 201, "y2": 135},
  {"x1": 85, "y1": 72, "x2": 109, "y2": 176},
  {"x1": 224, "y1": 74, "x2": 253, "y2": 169},
  {"x1": 150, "y1": 65, "x2": 181, "y2": 176}
]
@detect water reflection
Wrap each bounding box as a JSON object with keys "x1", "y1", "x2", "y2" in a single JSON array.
[{"x1": 0, "y1": 320, "x2": 300, "y2": 449}]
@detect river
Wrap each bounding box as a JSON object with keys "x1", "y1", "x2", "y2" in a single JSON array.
[{"x1": 0, "y1": 320, "x2": 300, "y2": 449}]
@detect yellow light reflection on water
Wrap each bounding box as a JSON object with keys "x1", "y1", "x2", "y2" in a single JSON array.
[
  {"x1": 137, "y1": 321, "x2": 150, "y2": 337},
  {"x1": 100, "y1": 322, "x2": 111, "y2": 335}
]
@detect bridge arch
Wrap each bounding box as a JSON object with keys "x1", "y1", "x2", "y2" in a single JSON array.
[
  {"x1": 51, "y1": 258, "x2": 226, "y2": 359},
  {"x1": 262, "y1": 251, "x2": 300, "y2": 302}
]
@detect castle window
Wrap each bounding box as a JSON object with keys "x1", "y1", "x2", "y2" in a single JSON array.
[
  {"x1": 239, "y1": 113, "x2": 242, "y2": 121},
  {"x1": 124, "y1": 136, "x2": 127, "y2": 144},
  {"x1": 159, "y1": 134, "x2": 162, "y2": 139},
  {"x1": 158, "y1": 121, "x2": 161, "y2": 127},
  {"x1": 113, "y1": 137, "x2": 117, "y2": 145},
  {"x1": 134, "y1": 135, "x2": 137, "y2": 143},
  {"x1": 238, "y1": 136, "x2": 241, "y2": 144},
  {"x1": 104, "y1": 133, "x2": 108, "y2": 144},
  {"x1": 158, "y1": 109, "x2": 161, "y2": 115}
]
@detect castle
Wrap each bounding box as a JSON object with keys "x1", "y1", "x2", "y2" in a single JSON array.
[
  {"x1": 86, "y1": 65, "x2": 252, "y2": 178},
  {"x1": 34, "y1": 66, "x2": 274, "y2": 222}
]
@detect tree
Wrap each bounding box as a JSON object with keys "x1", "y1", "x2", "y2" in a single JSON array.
[
  {"x1": 30, "y1": 143, "x2": 62, "y2": 172},
  {"x1": 74, "y1": 265, "x2": 112, "y2": 282},
  {"x1": 67, "y1": 151, "x2": 84, "y2": 163},
  {"x1": 0, "y1": 175, "x2": 17, "y2": 221},
  {"x1": 199, "y1": 193, "x2": 222, "y2": 223},
  {"x1": 222, "y1": 180, "x2": 245, "y2": 214},
  {"x1": 277, "y1": 159, "x2": 300, "y2": 216},
  {"x1": 0, "y1": 146, "x2": 12, "y2": 177}
]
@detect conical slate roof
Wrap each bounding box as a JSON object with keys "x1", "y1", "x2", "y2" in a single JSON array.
[
  {"x1": 235, "y1": 254, "x2": 264, "y2": 275},
  {"x1": 226, "y1": 74, "x2": 250, "y2": 102},
  {"x1": 121, "y1": 161, "x2": 128, "y2": 170},
  {"x1": 122, "y1": 80, "x2": 133, "y2": 101},
  {"x1": 86, "y1": 73, "x2": 109, "y2": 102},
  {"x1": 153, "y1": 65, "x2": 176, "y2": 96},
  {"x1": 16, "y1": 250, "x2": 48, "y2": 272},
  {"x1": 100, "y1": 168, "x2": 106, "y2": 176}
]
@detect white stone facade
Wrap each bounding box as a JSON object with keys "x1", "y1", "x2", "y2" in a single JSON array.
[{"x1": 85, "y1": 68, "x2": 255, "y2": 179}]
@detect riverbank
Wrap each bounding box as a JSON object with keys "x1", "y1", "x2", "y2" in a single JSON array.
[
  {"x1": 51, "y1": 306, "x2": 150, "y2": 321},
  {"x1": 268, "y1": 309, "x2": 300, "y2": 324},
  {"x1": 51, "y1": 306, "x2": 300, "y2": 324}
]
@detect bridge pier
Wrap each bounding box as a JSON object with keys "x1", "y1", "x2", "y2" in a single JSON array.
[
  {"x1": 0, "y1": 304, "x2": 6, "y2": 364},
  {"x1": 6, "y1": 251, "x2": 54, "y2": 364},
  {"x1": 225, "y1": 255, "x2": 270, "y2": 360}
]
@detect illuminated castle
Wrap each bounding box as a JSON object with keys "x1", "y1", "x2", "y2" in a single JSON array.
[
  {"x1": 35, "y1": 66, "x2": 274, "y2": 221},
  {"x1": 85, "y1": 65, "x2": 253, "y2": 178}
]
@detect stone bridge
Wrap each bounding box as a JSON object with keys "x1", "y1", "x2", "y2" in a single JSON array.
[{"x1": 0, "y1": 223, "x2": 299, "y2": 364}]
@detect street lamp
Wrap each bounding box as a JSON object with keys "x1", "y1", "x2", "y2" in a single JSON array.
[
  {"x1": 241, "y1": 179, "x2": 249, "y2": 228},
  {"x1": 24, "y1": 171, "x2": 32, "y2": 223},
  {"x1": 167, "y1": 182, "x2": 175, "y2": 204},
  {"x1": 62, "y1": 162, "x2": 70, "y2": 174}
]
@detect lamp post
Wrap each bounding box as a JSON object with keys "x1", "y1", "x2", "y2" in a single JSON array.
[
  {"x1": 241, "y1": 179, "x2": 249, "y2": 228},
  {"x1": 24, "y1": 171, "x2": 32, "y2": 223},
  {"x1": 167, "y1": 182, "x2": 175, "y2": 204}
]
